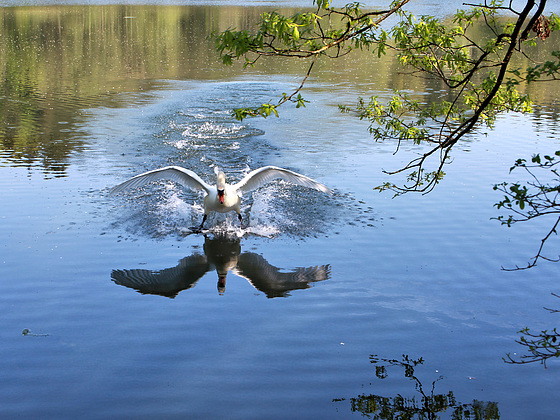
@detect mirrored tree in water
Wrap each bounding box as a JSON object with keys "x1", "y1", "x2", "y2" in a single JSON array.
[{"x1": 334, "y1": 355, "x2": 500, "y2": 419}]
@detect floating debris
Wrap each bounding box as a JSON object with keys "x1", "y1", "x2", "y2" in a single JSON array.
[{"x1": 22, "y1": 328, "x2": 49, "y2": 337}]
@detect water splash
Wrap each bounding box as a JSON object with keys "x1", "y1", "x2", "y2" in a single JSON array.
[
  {"x1": 109, "y1": 102, "x2": 375, "y2": 240},
  {"x1": 181, "y1": 121, "x2": 255, "y2": 140},
  {"x1": 166, "y1": 109, "x2": 264, "y2": 153},
  {"x1": 153, "y1": 183, "x2": 199, "y2": 235}
]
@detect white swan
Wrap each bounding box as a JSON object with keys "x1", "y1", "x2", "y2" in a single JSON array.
[{"x1": 110, "y1": 165, "x2": 331, "y2": 230}]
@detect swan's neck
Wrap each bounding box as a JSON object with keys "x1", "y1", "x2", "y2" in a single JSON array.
[
  {"x1": 216, "y1": 171, "x2": 226, "y2": 190},
  {"x1": 216, "y1": 171, "x2": 227, "y2": 204}
]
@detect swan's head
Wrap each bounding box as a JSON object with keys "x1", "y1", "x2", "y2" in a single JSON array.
[{"x1": 216, "y1": 171, "x2": 226, "y2": 204}]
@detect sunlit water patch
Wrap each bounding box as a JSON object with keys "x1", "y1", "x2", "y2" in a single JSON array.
[
  {"x1": 169, "y1": 110, "x2": 264, "y2": 156},
  {"x1": 180, "y1": 120, "x2": 263, "y2": 141}
]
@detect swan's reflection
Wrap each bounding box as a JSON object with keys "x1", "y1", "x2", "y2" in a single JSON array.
[{"x1": 111, "y1": 235, "x2": 330, "y2": 298}]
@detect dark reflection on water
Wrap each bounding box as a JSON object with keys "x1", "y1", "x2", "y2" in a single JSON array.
[
  {"x1": 335, "y1": 355, "x2": 500, "y2": 419},
  {"x1": 111, "y1": 234, "x2": 330, "y2": 298},
  {"x1": 0, "y1": 5, "x2": 275, "y2": 174},
  {"x1": 3, "y1": 5, "x2": 560, "y2": 176}
]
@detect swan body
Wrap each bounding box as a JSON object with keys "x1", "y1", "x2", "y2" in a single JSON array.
[{"x1": 110, "y1": 165, "x2": 331, "y2": 230}]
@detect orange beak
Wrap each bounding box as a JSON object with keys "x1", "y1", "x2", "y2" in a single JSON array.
[{"x1": 218, "y1": 189, "x2": 225, "y2": 204}]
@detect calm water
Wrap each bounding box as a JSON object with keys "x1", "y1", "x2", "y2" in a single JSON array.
[{"x1": 1, "y1": 3, "x2": 560, "y2": 419}]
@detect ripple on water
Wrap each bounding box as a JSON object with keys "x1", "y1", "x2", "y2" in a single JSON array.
[{"x1": 164, "y1": 108, "x2": 265, "y2": 152}]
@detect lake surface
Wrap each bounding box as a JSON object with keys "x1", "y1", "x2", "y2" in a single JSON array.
[{"x1": 1, "y1": 2, "x2": 560, "y2": 419}]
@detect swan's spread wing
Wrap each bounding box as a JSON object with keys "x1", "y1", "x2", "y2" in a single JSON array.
[
  {"x1": 235, "y1": 252, "x2": 331, "y2": 298},
  {"x1": 233, "y1": 166, "x2": 331, "y2": 194},
  {"x1": 110, "y1": 166, "x2": 212, "y2": 195}
]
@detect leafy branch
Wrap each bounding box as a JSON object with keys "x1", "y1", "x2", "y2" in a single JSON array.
[
  {"x1": 505, "y1": 293, "x2": 560, "y2": 366},
  {"x1": 363, "y1": 0, "x2": 549, "y2": 194},
  {"x1": 214, "y1": 0, "x2": 560, "y2": 267},
  {"x1": 214, "y1": 0, "x2": 411, "y2": 120},
  {"x1": 494, "y1": 151, "x2": 560, "y2": 269},
  {"x1": 215, "y1": 0, "x2": 558, "y2": 195}
]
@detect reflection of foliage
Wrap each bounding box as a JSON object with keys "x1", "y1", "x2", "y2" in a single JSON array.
[
  {"x1": 494, "y1": 151, "x2": 560, "y2": 269},
  {"x1": 505, "y1": 293, "x2": 560, "y2": 366},
  {"x1": 334, "y1": 355, "x2": 500, "y2": 419},
  {"x1": 0, "y1": 6, "x2": 261, "y2": 174}
]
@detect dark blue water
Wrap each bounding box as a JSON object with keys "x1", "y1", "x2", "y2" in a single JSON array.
[{"x1": 1, "y1": 3, "x2": 560, "y2": 419}]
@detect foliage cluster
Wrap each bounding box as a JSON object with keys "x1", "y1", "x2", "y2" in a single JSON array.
[
  {"x1": 494, "y1": 150, "x2": 560, "y2": 269},
  {"x1": 506, "y1": 293, "x2": 560, "y2": 366}
]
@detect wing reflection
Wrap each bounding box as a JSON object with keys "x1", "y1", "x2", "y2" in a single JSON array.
[
  {"x1": 236, "y1": 253, "x2": 330, "y2": 298},
  {"x1": 111, "y1": 254, "x2": 210, "y2": 298},
  {"x1": 111, "y1": 235, "x2": 330, "y2": 298}
]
